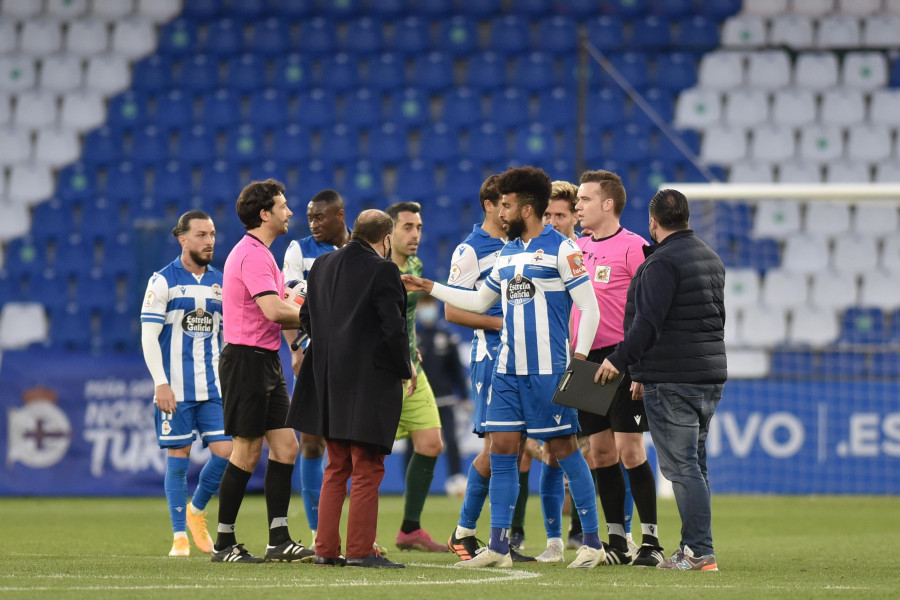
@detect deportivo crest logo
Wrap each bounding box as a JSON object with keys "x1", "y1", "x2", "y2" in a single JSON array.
[
  {"x1": 506, "y1": 274, "x2": 535, "y2": 306},
  {"x1": 182, "y1": 308, "x2": 214, "y2": 339}
]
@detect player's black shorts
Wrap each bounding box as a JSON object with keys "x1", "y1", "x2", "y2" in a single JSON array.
[
  {"x1": 577, "y1": 346, "x2": 648, "y2": 437},
  {"x1": 220, "y1": 343, "x2": 290, "y2": 438}
]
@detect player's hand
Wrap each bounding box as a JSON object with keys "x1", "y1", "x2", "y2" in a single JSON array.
[
  {"x1": 630, "y1": 381, "x2": 643, "y2": 401},
  {"x1": 573, "y1": 352, "x2": 586, "y2": 361},
  {"x1": 593, "y1": 358, "x2": 619, "y2": 385},
  {"x1": 154, "y1": 383, "x2": 177, "y2": 414},
  {"x1": 291, "y1": 349, "x2": 304, "y2": 376},
  {"x1": 401, "y1": 274, "x2": 431, "y2": 292},
  {"x1": 405, "y1": 359, "x2": 417, "y2": 396}
]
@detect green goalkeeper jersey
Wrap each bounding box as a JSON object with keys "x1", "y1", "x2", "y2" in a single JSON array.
[{"x1": 399, "y1": 255, "x2": 423, "y2": 374}]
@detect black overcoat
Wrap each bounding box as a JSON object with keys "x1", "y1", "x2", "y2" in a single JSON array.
[{"x1": 286, "y1": 239, "x2": 411, "y2": 454}]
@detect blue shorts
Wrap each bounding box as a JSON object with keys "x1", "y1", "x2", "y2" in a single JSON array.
[
  {"x1": 470, "y1": 358, "x2": 496, "y2": 436},
  {"x1": 485, "y1": 372, "x2": 581, "y2": 440},
  {"x1": 156, "y1": 398, "x2": 231, "y2": 449}
]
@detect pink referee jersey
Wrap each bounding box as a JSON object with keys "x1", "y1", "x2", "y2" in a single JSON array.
[
  {"x1": 222, "y1": 234, "x2": 285, "y2": 351},
  {"x1": 572, "y1": 228, "x2": 649, "y2": 350}
]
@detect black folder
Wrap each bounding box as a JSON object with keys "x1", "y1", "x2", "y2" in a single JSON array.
[{"x1": 551, "y1": 358, "x2": 624, "y2": 416}]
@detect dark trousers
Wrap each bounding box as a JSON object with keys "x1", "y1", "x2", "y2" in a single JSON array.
[{"x1": 317, "y1": 439, "x2": 386, "y2": 560}]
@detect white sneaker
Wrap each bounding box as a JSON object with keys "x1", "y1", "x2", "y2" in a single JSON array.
[
  {"x1": 454, "y1": 547, "x2": 513, "y2": 568},
  {"x1": 536, "y1": 539, "x2": 564, "y2": 563},
  {"x1": 567, "y1": 544, "x2": 606, "y2": 568}
]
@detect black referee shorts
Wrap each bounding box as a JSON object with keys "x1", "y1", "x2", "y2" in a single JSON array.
[
  {"x1": 577, "y1": 346, "x2": 649, "y2": 437},
  {"x1": 219, "y1": 343, "x2": 290, "y2": 439}
]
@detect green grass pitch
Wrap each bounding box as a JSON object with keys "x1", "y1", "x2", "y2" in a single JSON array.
[{"x1": 1, "y1": 494, "x2": 896, "y2": 600}]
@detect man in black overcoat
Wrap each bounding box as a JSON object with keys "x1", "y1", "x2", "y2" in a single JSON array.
[{"x1": 287, "y1": 209, "x2": 413, "y2": 568}]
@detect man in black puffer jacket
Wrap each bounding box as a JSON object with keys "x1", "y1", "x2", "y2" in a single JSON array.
[{"x1": 594, "y1": 188, "x2": 726, "y2": 572}]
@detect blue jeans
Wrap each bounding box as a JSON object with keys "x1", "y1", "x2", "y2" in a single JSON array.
[{"x1": 643, "y1": 382, "x2": 723, "y2": 556}]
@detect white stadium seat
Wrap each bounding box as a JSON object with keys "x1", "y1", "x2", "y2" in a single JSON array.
[
  {"x1": 722, "y1": 15, "x2": 767, "y2": 48},
  {"x1": 875, "y1": 161, "x2": 900, "y2": 182},
  {"x1": 59, "y1": 89, "x2": 106, "y2": 132},
  {"x1": 38, "y1": 54, "x2": 85, "y2": 93},
  {"x1": 45, "y1": 0, "x2": 88, "y2": 20},
  {"x1": 85, "y1": 53, "x2": 130, "y2": 95},
  {"x1": 853, "y1": 203, "x2": 900, "y2": 236},
  {"x1": 674, "y1": 88, "x2": 722, "y2": 129},
  {"x1": 799, "y1": 124, "x2": 844, "y2": 163},
  {"x1": 729, "y1": 160, "x2": 775, "y2": 183},
  {"x1": 7, "y1": 161, "x2": 54, "y2": 206},
  {"x1": 888, "y1": 0, "x2": 900, "y2": 14},
  {"x1": 761, "y1": 268, "x2": 808, "y2": 309},
  {"x1": 136, "y1": 0, "x2": 182, "y2": 23},
  {"x1": 65, "y1": 17, "x2": 109, "y2": 56},
  {"x1": 781, "y1": 233, "x2": 830, "y2": 274},
  {"x1": 880, "y1": 237, "x2": 900, "y2": 273},
  {"x1": 0, "y1": 200, "x2": 30, "y2": 242},
  {"x1": 842, "y1": 51, "x2": 888, "y2": 90},
  {"x1": 0, "y1": 18, "x2": 17, "y2": 54},
  {"x1": 0, "y1": 124, "x2": 32, "y2": 165},
  {"x1": 863, "y1": 15, "x2": 900, "y2": 48},
  {"x1": 91, "y1": 0, "x2": 135, "y2": 21},
  {"x1": 111, "y1": 16, "x2": 156, "y2": 60},
  {"x1": 738, "y1": 305, "x2": 788, "y2": 348},
  {"x1": 34, "y1": 125, "x2": 80, "y2": 168},
  {"x1": 837, "y1": 0, "x2": 882, "y2": 15},
  {"x1": 794, "y1": 52, "x2": 839, "y2": 90},
  {"x1": 847, "y1": 125, "x2": 893, "y2": 163},
  {"x1": 751, "y1": 123, "x2": 796, "y2": 163},
  {"x1": 771, "y1": 88, "x2": 816, "y2": 127},
  {"x1": 746, "y1": 50, "x2": 791, "y2": 90},
  {"x1": 12, "y1": 89, "x2": 58, "y2": 129},
  {"x1": 0, "y1": 302, "x2": 49, "y2": 350},
  {"x1": 1, "y1": 0, "x2": 42, "y2": 19},
  {"x1": 753, "y1": 199, "x2": 802, "y2": 238},
  {"x1": 788, "y1": 306, "x2": 839, "y2": 347},
  {"x1": 19, "y1": 19, "x2": 63, "y2": 56},
  {"x1": 809, "y1": 271, "x2": 859, "y2": 310},
  {"x1": 869, "y1": 90, "x2": 900, "y2": 128},
  {"x1": 778, "y1": 158, "x2": 823, "y2": 183},
  {"x1": 724, "y1": 88, "x2": 769, "y2": 127},
  {"x1": 0, "y1": 55, "x2": 37, "y2": 92},
  {"x1": 698, "y1": 52, "x2": 745, "y2": 90},
  {"x1": 0, "y1": 93, "x2": 9, "y2": 125},
  {"x1": 700, "y1": 124, "x2": 748, "y2": 165},
  {"x1": 825, "y1": 161, "x2": 870, "y2": 183},
  {"x1": 805, "y1": 201, "x2": 850, "y2": 237},
  {"x1": 819, "y1": 89, "x2": 866, "y2": 127},
  {"x1": 742, "y1": 0, "x2": 788, "y2": 15},
  {"x1": 831, "y1": 234, "x2": 879, "y2": 275},
  {"x1": 769, "y1": 15, "x2": 814, "y2": 49},
  {"x1": 792, "y1": 0, "x2": 834, "y2": 16},
  {"x1": 726, "y1": 349, "x2": 770, "y2": 378},
  {"x1": 816, "y1": 15, "x2": 861, "y2": 49},
  {"x1": 724, "y1": 268, "x2": 761, "y2": 310},
  {"x1": 859, "y1": 270, "x2": 900, "y2": 310}
]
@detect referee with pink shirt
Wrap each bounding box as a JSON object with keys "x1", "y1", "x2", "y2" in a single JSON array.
[{"x1": 212, "y1": 179, "x2": 314, "y2": 564}]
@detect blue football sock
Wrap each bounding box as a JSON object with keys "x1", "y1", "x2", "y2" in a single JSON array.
[
  {"x1": 487, "y1": 453, "x2": 518, "y2": 554},
  {"x1": 300, "y1": 455, "x2": 324, "y2": 531},
  {"x1": 558, "y1": 452, "x2": 600, "y2": 547},
  {"x1": 165, "y1": 456, "x2": 190, "y2": 533},
  {"x1": 622, "y1": 463, "x2": 634, "y2": 536},
  {"x1": 458, "y1": 463, "x2": 490, "y2": 529},
  {"x1": 539, "y1": 462, "x2": 564, "y2": 539},
  {"x1": 192, "y1": 453, "x2": 228, "y2": 511}
]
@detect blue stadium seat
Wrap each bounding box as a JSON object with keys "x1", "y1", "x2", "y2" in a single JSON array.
[
  {"x1": 871, "y1": 351, "x2": 900, "y2": 377},
  {"x1": 559, "y1": 56, "x2": 599, "y2": 89},
  {"x1": 227, "y1": 55, "x2": 267, "y2": 96},
  {"x1": 56, "y1": 163, "x2": 97, "y2": 202},
  {"x1": 31, "y1": 199, "x2": 70, "y2": 244},
  {"x1": 53, "y1": 239, "x2": 97, "y2": 279},
  {"x1": 155, "y1": 89, "x2": 194, "y2": 131},
  {"x1": 107, "y1": 90, "x2": 149, "y2": 132},
  {"x1": 51, "y1": 307, "x2": 94, "y2": 352},
  {"x1": 395, "y1": 159, "x2": 437, "y2": 201},
  {"x1": 441, "y1": 158, "x2": 484, "y2": 202},
  {"x1": 653, "y1": 52, "x2": 698, "y2": 91},
  {"x1": 132, "y1": 55, "x2": 174, "y2": 92},
  {"x1": 545, "y1": 157, "x2": 576, "y2": 182},
  {"x1": 199, "y1": 160, "x2": 241, "y2": 203},
  {"x1": 318, "y1": 53, "x2": 361, "y2": 93},
  {"x1": 535, "y1": 16, "x2": 578, "y2": 55},
  {"x1": 386, "y1": 88, "x2": 429, "y2": 128},
  {"x1": 341, "y1": 88, "x2": 383, "y2": 128},
  {"x1": 630, "y1": 87, "x2": 675, "y2": 128},
  {"x1": 157, "y1": 18, "x2": 198, "y2": 57},
  {"x1": 585, "y1": 15, "x2": 626, "y2": 52},
  {"x1": 586, "y1": 87, "x2": 626, "y2": 129},
  {"x1": 818, "y1": 351, "x2": 869, "y2": 377},
  {"x1": 769, "y1": 350, "x2": 816, "y2": 378},
  {"x1": 129, "y1": 125, "x2": 169, "y2": 165},
  {"x1": 890, "y1": 57, "x2": 900, "y2": 88},
  {"x1": 512, "y1": 123, "x2": 553, "y2": 165},
  {"x1": 367, "y1": 122, "x2": 408, "y2": 164},
  {"x1": 81, "y1": 203, "x2": 125, "y2": 245},
  {"x1": 536, "y1": 86, "x2": 577, "y2": 129},
  {"x1": 676, "y1": 16, "x2": 720, "y2": 51},
  {"x1": 487, "y1": 15, "x2": 530, "y2": 55},
  {"x1": 82, "y1": 127, "x2": 121, "y2": 166},
  {"x1": 247, "y1": 88, "x2": 290, "y2": 130},
  {"x1": 489, "y1": 88, "x2": 531, "y2": 129},
  {"x1": 203, "y1": 18, "x2": 245, "y2": 57},
  {"x1": 272, "y1": 54, "x2": 313, "y2": 94},
  {"x1": 602, "y1": 0, "x2": 647, "y2": 18},
  {"x1": 230, "y1": 0, "x2": 267, "y2": 18},
  {"x1": 697, "y1": 0, "x2": 742, "y2": 19},
  {"x1": 178, "y1": 124, "x2": 218, "y2": 166},
  {"x1": 438, "y1": 16, "x2": 478, "y2": 57},
  {"x1": 425, "y1": 195, "x2": 466, "y2": 239},
  {"x1": 298, "y1": 17, "x2": 337, "y2": 57},
  {"x1": 456, "y1": 0, "x2": 502, "y2": 17},
  {"x1": 389, "y1": 16, "x2": 431, "y2": 56},
  {"x1": 74, "y1": 273, "x2": 116, "y2": 312},
  {"x1": 410, "y1": 52, "x2": 455, "y2": 92},
  {"x1": 105, "y1": 161, "x2": 148, "y2": 203},
  {"x1": 344, "y1": 159, "x2": 384, "y2": 202},
  {"x1": 648, "y1": 0, "x2": 693, "y2": 18},
  {"x1": 677, "y1": 161, "x2": 725, "y2": 183},
  {"x1": 128, "y1": 195, "x2": 162, "y2": 222},
  {"x1": 182, "y1": 0, "x2": 224, "y2": 20},
  {"x1": 319, "y1": 123, "x2": 360, "y2": 164},
  {"x1": 419, "y1": 122, "x2": 460, "y2": 162},
  {"x1": 344, "y1": 16, "x2": 385, "y2": 55},
  {"x1": 249, "y1": 18, "x2": 291, "y2": 57},
  {"x1": 464, "y1": 52, "x2": 506, "y2": 92},
  {"x1": 409, "y1": 0, "x2": 452, "y2": 17},
  {"x1": 365, "y1": 52, "x2": 406, "y2": 92},
  {"x1": 734, "y1": 237, "x2": 780, "y2": 272},
  {"x1": 840, "y1": 308, "x2": 887, "y2": 345},
  {"x1": 553, "y1": 0, "x2": 599, "y2": 17},
  {"x1": 363, "y1": 0, "x2": 403, "y2": 17},
  {"x1": 98, "y1": 306, "x2": 139, "y2": 353},
  {"x1": 631, "y1": 15, "x2": 672, "y2": 51},
  {"x1": 654, "y1": 129, "x2": 700, "y2": 162},
  {"x1": 631, "y1": 160, "x2": 675, "y2": 197},
  {"x1": 315, "y1": 0, "x2": 359, "y2": 17},
  {"x1": 223, "y1": 125, "x2": 265, "y2": 166},
  {"x1": 440, "y1": 87, "x2": 481, "y2": 128},
  {"x1": 268, "y1": 0, "x2": 314, "y2": 18},
  {"x1": 510, "y1": 52, "x2": 557, "y2": 92},
  {"x1": 153, "y1": 161, "x2": 192, "y2": 205},
  {"x1": 4, "y1": 238, "x2": 46, "y2": 279},
  {"x1": 246, "y1": 160, "x2": 291, "y2": 189},
  {"x1": 596, "y1": 52, "x2": 650, "y2": 90},
  {"x1": 178, "y1": 55, "x2": 219, "y2": 93},
  {"x1": 295, "y1": 159, "x2": 338, "y2": 201},
  {"x1": 467, "y1": 122, "x2": 506, "y2": 165},
  {"x1": 295, "y1": 88, "x2": 337, "y2": 128}
]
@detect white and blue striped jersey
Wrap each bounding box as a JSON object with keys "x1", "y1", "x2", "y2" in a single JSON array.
[
  {"x1": 447, "y1": 224, "x2": 505, "y2": 363},
  {"x1": 140, "y1": 257, "x2": 224, "y2": 402},
  {"x1": 485, "y1": 225, "x2": 590, "y2": 375},
  {"x1": 283, "y1": 235, "x2": 344, "y2": 284}
]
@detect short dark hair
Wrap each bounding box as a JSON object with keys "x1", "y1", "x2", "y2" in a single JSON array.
[
  {"x1": 385, "y1": 201, "x2": 422, "y2": 222},
  {"x1": 479, "y1": 174, "x2": 501, "y2": 213},
  {"x1": 236, "y1": 179, "x2": 286, "y2": 230},
  {"x1": 649, "y1": 188, "x2": 690, "y2": 230},
  {"x1": 496, "y1": 166, "x2": 552, "y2": 217},
  {"x1": 172, "y1": 210, "x2": 212, "y2": 238},
  {"x1": 351, "y1": 209, "x2": 394, "y2": 244},
  {"x1": 310, "y1": 189, "x2": 344, "y2": 207},
  {"x1": 580, "y1": 170, "x2": 627, "y2": 217}
]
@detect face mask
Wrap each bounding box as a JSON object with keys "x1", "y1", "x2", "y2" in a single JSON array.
[{"x1": 417, "y1": 304, "x2": 439, "y2": 326}]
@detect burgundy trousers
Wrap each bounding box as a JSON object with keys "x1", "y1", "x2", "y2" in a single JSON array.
[{"x1": 316, "y1": 438, "x2": 386, "y2": 560}]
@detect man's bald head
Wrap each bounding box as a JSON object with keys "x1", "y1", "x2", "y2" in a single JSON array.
[{"x1": 351, "y1": 209, "x2": 394, "y2": 244}]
